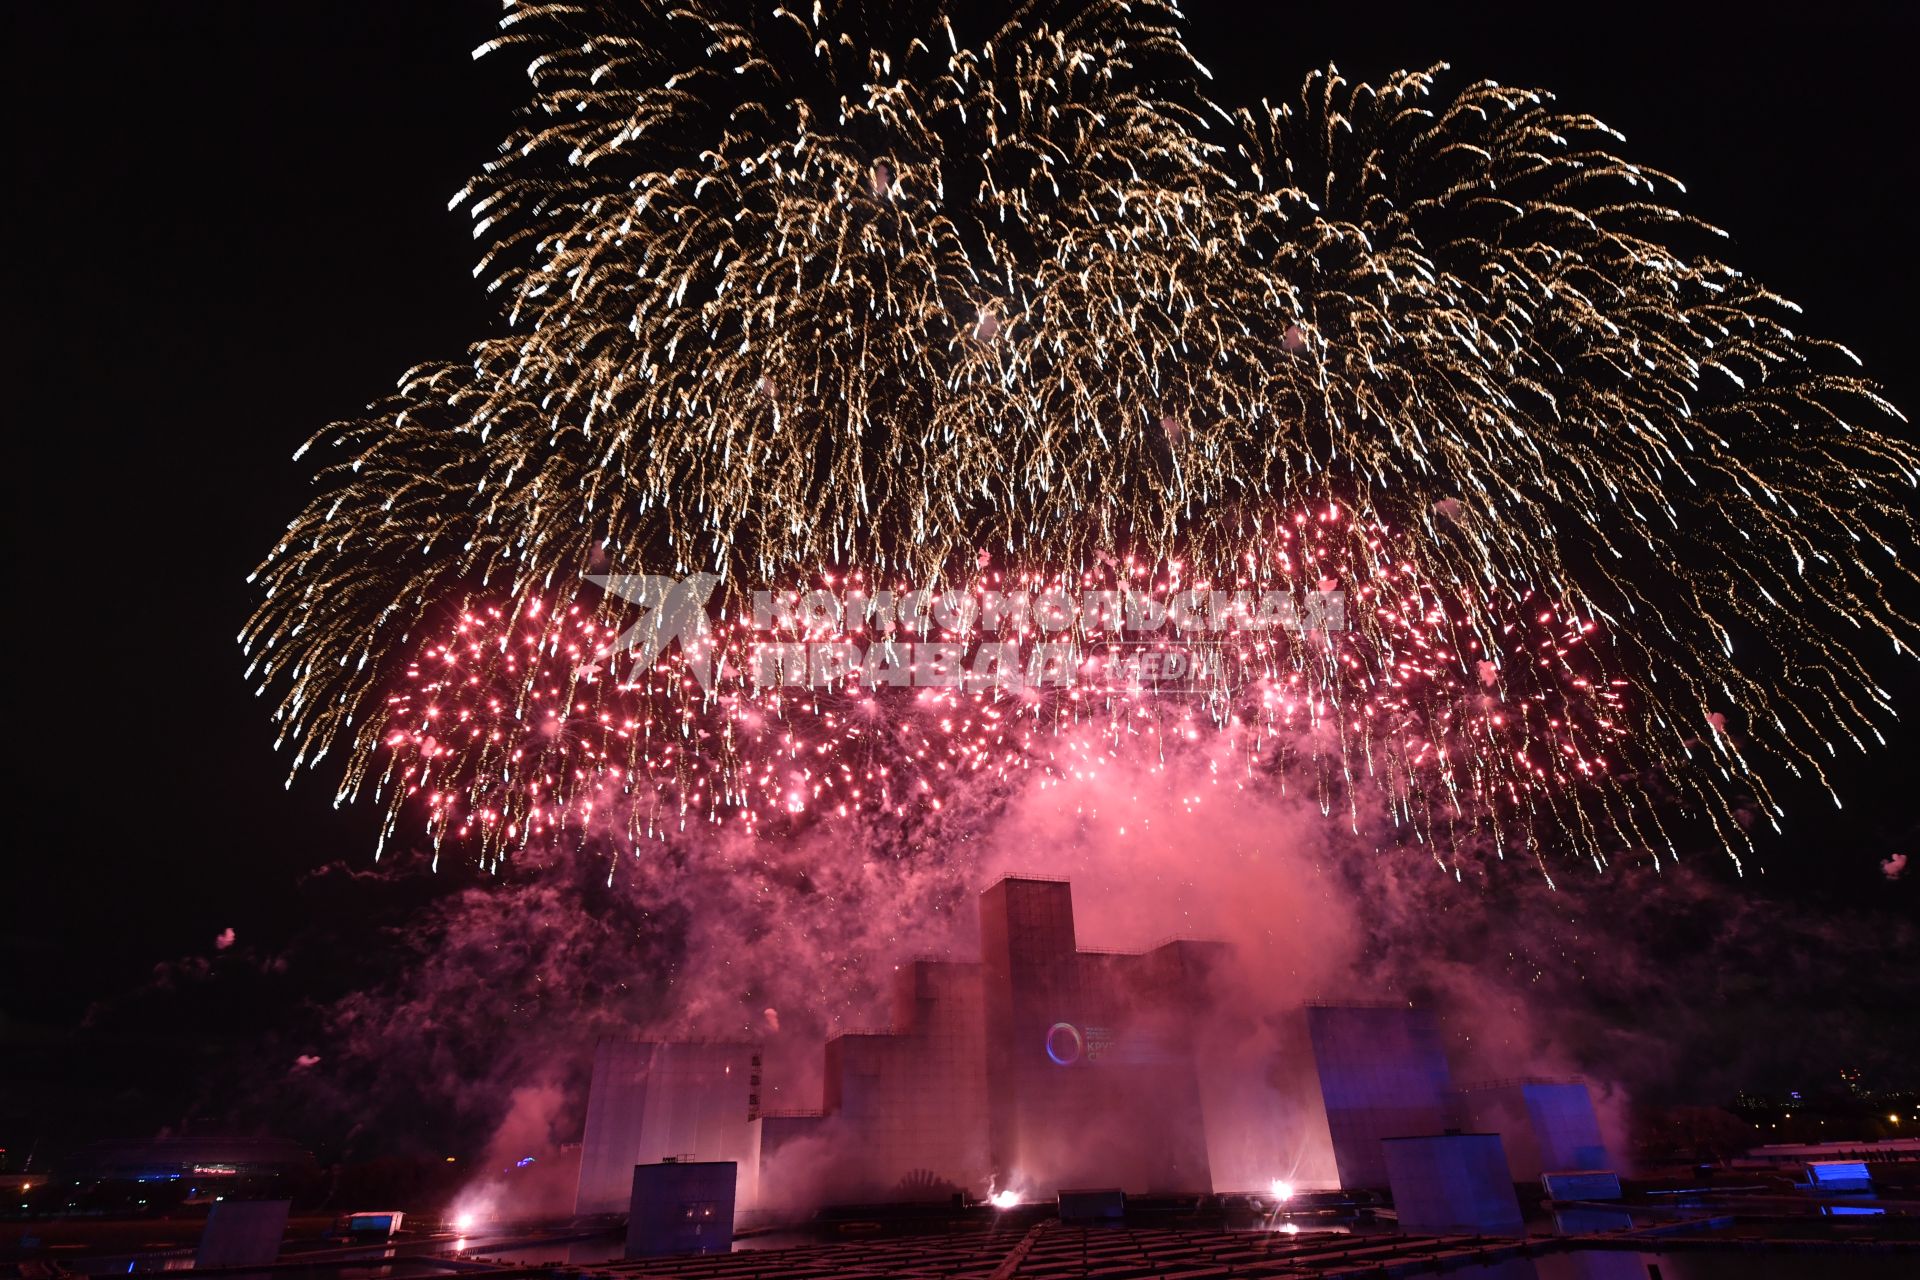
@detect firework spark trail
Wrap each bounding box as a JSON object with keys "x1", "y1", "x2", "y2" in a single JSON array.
[
  {"x1": 242, "y1": 0, "x2": 1920, "y2": 871},
  {"x1": 380, "y1": 508, "x2": 1623, "y2": 866}
]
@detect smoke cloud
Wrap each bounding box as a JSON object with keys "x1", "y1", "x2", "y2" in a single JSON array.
[{"x1": 90, "y1": 736, "x2": 1920, "y2": 1208}]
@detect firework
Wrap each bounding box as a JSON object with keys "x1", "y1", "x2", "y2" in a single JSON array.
[
  {"x1": 244, "y1": 0, "x2": 1919, "y2": 869},
  {"x1": 377, "y1": 507, "x2": 1619, "y2": 866}
]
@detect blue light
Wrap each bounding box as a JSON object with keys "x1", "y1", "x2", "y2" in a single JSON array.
[{"x1": 1808, "y1": 1161, "x2": 1870, "y2": 1186}]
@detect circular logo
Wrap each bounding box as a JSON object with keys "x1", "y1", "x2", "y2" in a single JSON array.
[{"x1": 1045, "y1": 1021, "x2": 1084, "y2": 1066}]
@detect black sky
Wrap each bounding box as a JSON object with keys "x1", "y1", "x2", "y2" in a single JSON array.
[{"x1": 5, "y1": 1, "x2": 1917, "y2": 1157}]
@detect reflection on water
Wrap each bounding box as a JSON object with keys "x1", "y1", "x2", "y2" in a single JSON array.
[
  {"x1": 1552, "y1": 1206, "x2": 1637, "y2": 1234},
  {"x1": 47, "y1": 1219, "x2": 1917, "y2": 1280},
  {"x1": 1447, "y1": 1250, "x2": 1920, "y2": 1280},
  {"x1": 466, "y1": 1236, "x2": 625, "y2": 1267}
]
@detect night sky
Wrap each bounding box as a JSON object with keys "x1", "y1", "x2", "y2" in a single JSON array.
[{"x1": 6, "y1": 1, "x2": 1917, "y2": 1162}]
